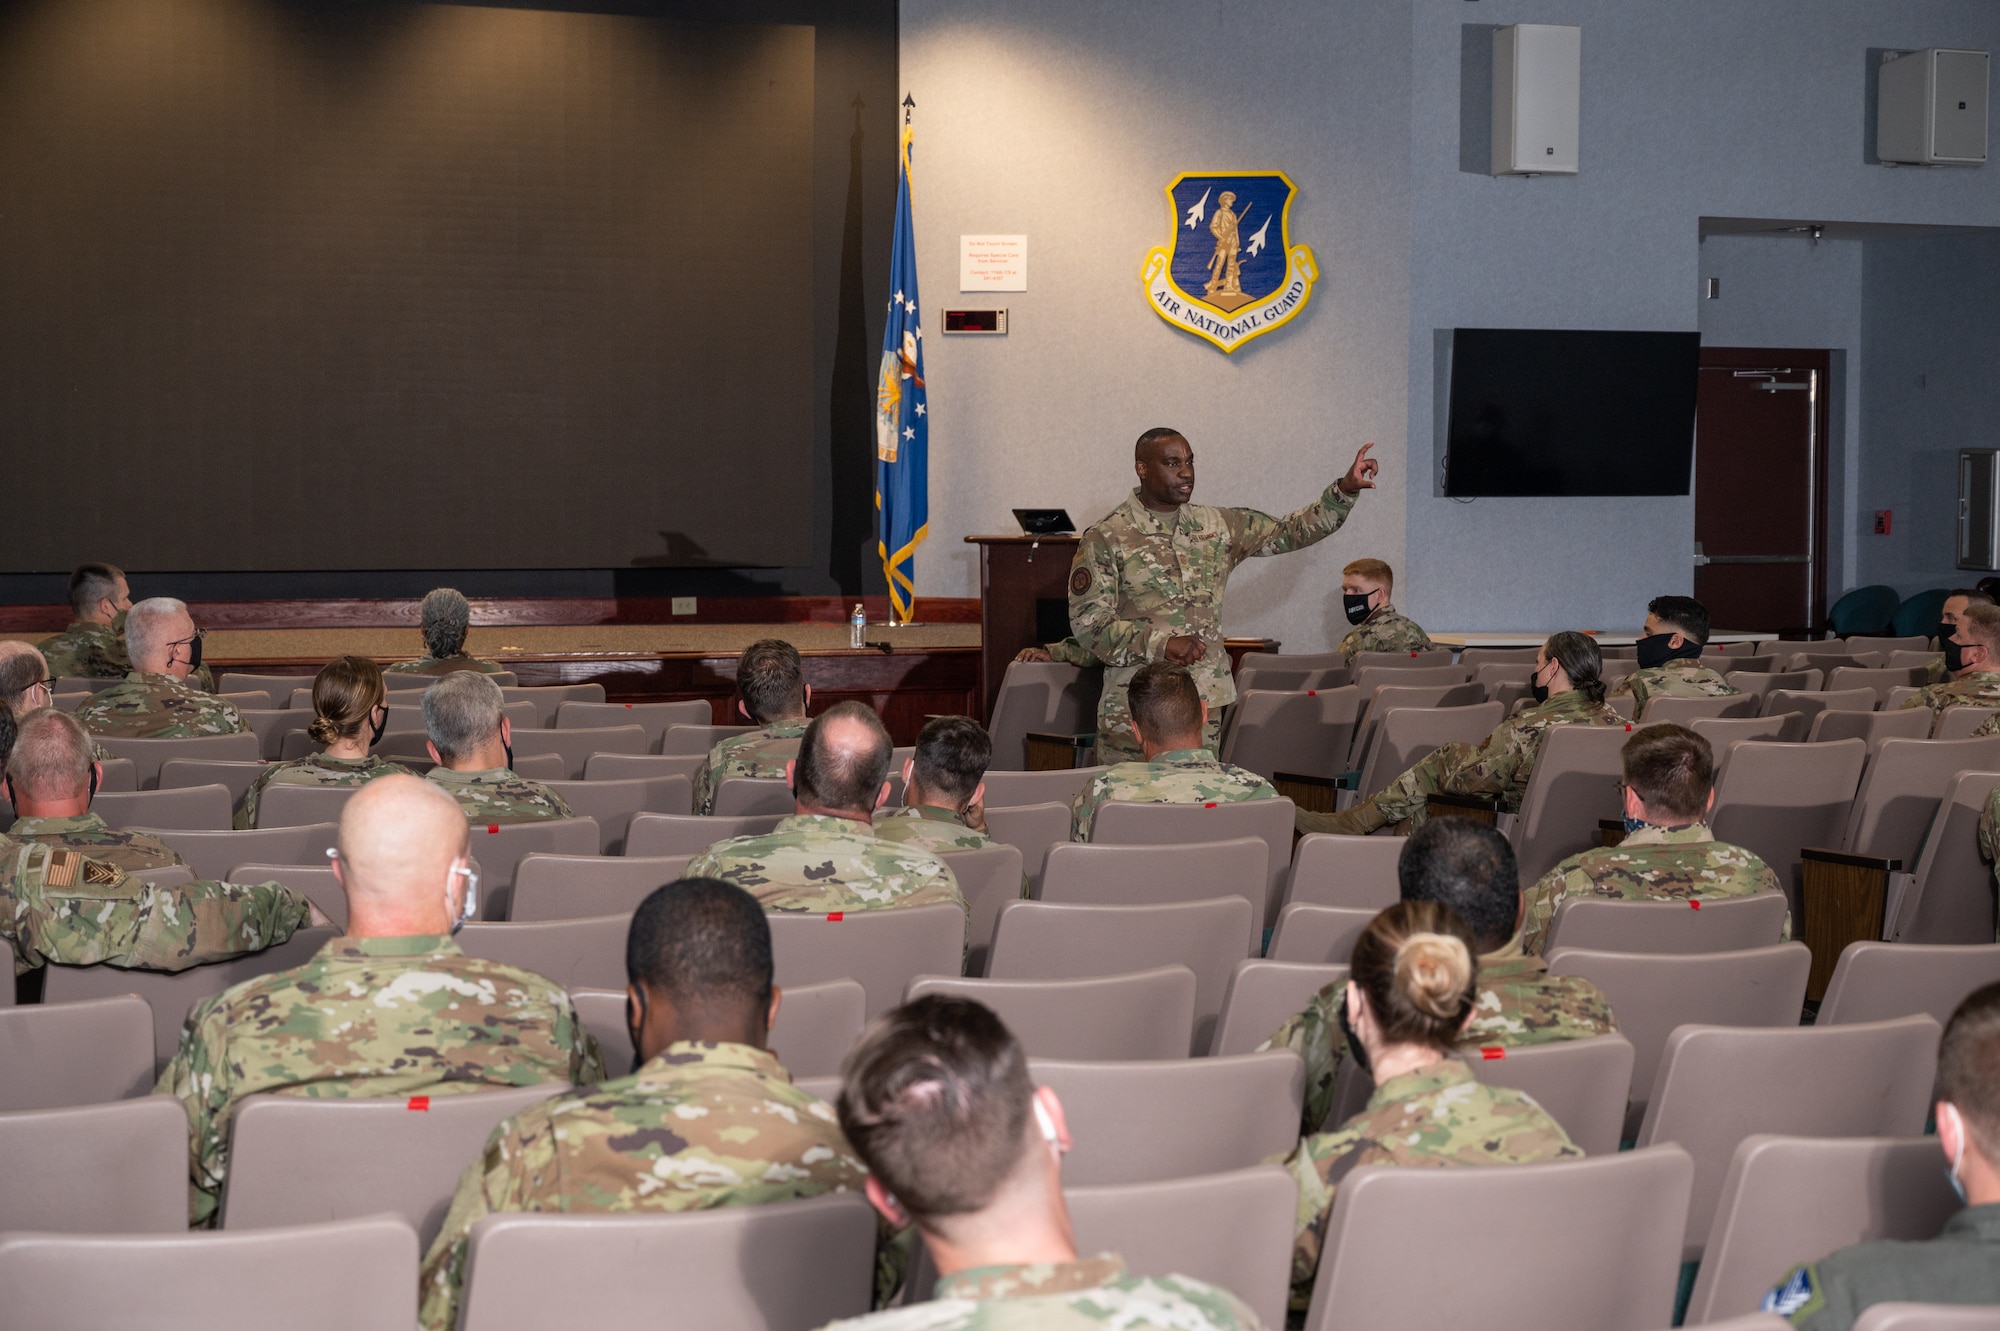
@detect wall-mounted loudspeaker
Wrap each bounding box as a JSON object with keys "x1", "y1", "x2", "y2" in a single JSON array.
[
  {"x1": 1878, "y1": 48, "x2": 1988, "y2": 166},
  {"x1": 1492, "y1": 24, "x2": 1581, "y2": 176}
]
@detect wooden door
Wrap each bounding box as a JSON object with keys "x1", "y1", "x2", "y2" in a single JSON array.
[{"x1": 1694, "y1": 347, "x2": 1830, "y2": 635}]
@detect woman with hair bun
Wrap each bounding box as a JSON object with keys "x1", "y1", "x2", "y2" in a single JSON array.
[
  {"x1": 1283, "y1": 899, "x2": 1581, "y2": 1311},
  {"x1": 234, "y1": 657, "x2": 411, "y2": 829},
  {"x1": 1303, "y1": 629, "x2": 1622, "y2": 836}
]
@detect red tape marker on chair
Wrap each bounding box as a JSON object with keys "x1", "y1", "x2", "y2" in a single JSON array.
[
  {"x1": 1203, "y1": 802, "x2": 1217, "y2": 808},
  {"x1": 827, "y1": 912, "x2": 844, "y2": 922},
  {"x1": 1480, "y1": 1047, "x2": 1505, "y2": 1060},
  {"x1": 1689, "y1": 899, "x2": 1701, "y2": 910},
  {"x1": 407, "y1": 1096, "x2": 431, "y2": 1111},
  {"x1": 486, "y1": 824, "x2": 499, "y2": 834}
]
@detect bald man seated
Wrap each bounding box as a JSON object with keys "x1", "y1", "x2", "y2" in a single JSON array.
[
  {"x1": 5, "y1": 709, "x2": 186, "y2": 873},
  {"x1": 75, "y1": 597, "x2": 245, "y2": 738},
  {"x1": 157, "y1": 775, "x2": 605, "y2": 1226}
]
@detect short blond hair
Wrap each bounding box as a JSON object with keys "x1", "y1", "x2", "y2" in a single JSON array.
[
  {"x1": 1960, "y1": 602, "x2": 2000, "y2": 655},
  {"x1": 1343, "y1": 558, "x2": 1393, "y2": 592}
]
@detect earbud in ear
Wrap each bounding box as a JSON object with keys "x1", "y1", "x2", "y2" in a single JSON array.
[{"x1": 1033, "y1": 1098, "x2": 1057, "y2": 1144}]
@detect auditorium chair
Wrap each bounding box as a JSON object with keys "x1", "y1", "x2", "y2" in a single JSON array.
[
  {"x1": 0, "y1": 995, "x2": 155, "y2": 1109},
  {"x1": 1875, "y1": 771, "x2": 2000, "y2": 945},
  {"x1": 54, "y1": 676, "x2": 113, "y2": 697},
  {"x1": 622, "y1": 812, "x2": 782, "y2": 858},
  {"x1": 1816, "y1": 941, "x2": 2000, "y2": 1027},
  {"x1": 0, "y1": 1097, "x2": 188, "y2": 1234},
  {"x1": 581, "y1": 752, "x2": 705, "y2": 782},
  {"x1": 1727, "y1": 668, "x2": 1822, "y2": 699},
  {"x1": 1708, "y1": 739, "x2": 1867, "y2": 912},
  {"x1": 41, "y1": 925, "x2": 339, "y2": 1071},
  {"x1": 988, "y1": 898, "x2": 1253, "y2": 1054},
  {"x1": 0, "y1": 1215, "x2": 420, "y2": 1331},
  {"x1": 980, "y1": 765, "x2": 1106, "y2": 809},
  {"x1": 1544, "y1": 942, "x2": 1812, "y2": 1136},
  {"x1": 1789, "y1": 650, "x2": 1886, "y2": 673},
  {"x1": 228, "y1": 863, "x2": 346, "y2": 929},
  {"x1": 216, "y1": 689, "x2": 274, "y2": 711},
  {"x1": 221, "y1": 1082, "x2": 569, "y2": 1244},
  {"x1": 1688, "y1": 716, "x2": 1790, "y2": 762},
  {"x1": 1844, "y1": 635, "x2": 1933, "y2": 655},
  {"x1": 768, "y1": 904, "x2": 965, "y2": 1019},
  {"x1": 1687, "y1": 1135, "x2": 1960, "y2": 1324},
  {"x1": 48, "y1": 690, "x2": 90, "y2": 712},
  {"x1": 1711, "y1": 653, "x2": 1779, "y2": 674},
  {"x1": 233, "y1": 709, "x2": 297, "y2": 759},
  {"x1": 497, "y1": 683, "x2": 606, "y2": 727},
  {"x1": 379, "y1": 699, "x2": 535, "y2": 734},
  {"x1": 1066, "y1": 1168, "x2": 1298, "y2": 1331},
  {"x1": 1238, "y1": 650, "x2": 1351, "y2": 673},
  {"x1": 507, "y1": 724, "x2": 648, "y2": 779},
  {"x1": 1219, "y1": 686, "x2": 1361, "y2": 782},
  {"x1": 454, "y1": 1194, "x2": 874, "y2": 1331},
  {"x1": 984, "y1": 660, "x2": 1103, "y2": 772},
  {"x1": 570, "y1": 978, "x2": 868, "y2": 1079},
  {"x1": 1091, "y1": 797, "x2": 1297, "y2": 928},
  {"x1": 1600, "y1": 645, "x2": 1640, "y2": 659},
  {"x1": 134, "y1": 820, "x2": 340, "y2": 882},
  {"x1": 1607, "y1": 694, "x2": 1639, "y2": 719},
  {"x1": 461, "y1": 818, "x2": 602, "y2": 919},
  {"x1": 1705, "y1": 641, "x2": 1774, "y2": 657},
  {"x1": 1853, "y1": 1307, "x2": 2000, "y2": 1331},
  {"x1": 1884, "y1": 685, "x2": 1925, "y2": 710},
  {"x1": 1807, "y1": 706, "x2": 1932, "y2": 750},
  {"x1": 1936, "y1": 705, "x2": 2000, "y2": 738},
  {"x1": 1506, "y1": 723, "x2": 1635, "y2": 885},
  {"x1": 1350, "y1": 648, "x2": 1457, "y2": 670},
  {"x1": 1230, "y1": 663, "x2": 1349, "y2": 695},
  {"x1": 1472, "y1": 660, "x2": 1535, "y2": 689},
  {"x1": 1639, "y1": 694, "x2": 1762, "y2": 724},
  {"x1": 554, "y1": 699, "x2": 710, "y2": 746},
  {"x1": 1827, "y1": 665, "x2": 1932, "y2": 704},
  {"x1": 1266, "y1": 903, "x2": 1376, "y2": 964},
  {"x1": 1346, "y1": 682, "x2": 1481, "y2": 770},
  {"x1": 1209, "y1": 959, "x2": 1346, "y2": 1057},
  {"x1": 456, "y1": 914, "x2": 626, "y2": 993},
  {"x1": 1540, "y1": 892, "x2": 1791, "y2": 955},
  {"x1": 93, "y1": 732, "x2": 262, "y2": 789},
  {"x1": 216, "y1": 672, "x2": 317, "y2": 702},
  {"x1": 1888, "y1": 649, "x2": 1944, "y2": 671},
  {"x1": 508, "y1": 854, "x2": 694, "y2": 921},
  {"x1": 1040, "y1": 839, "x2": 1267, "y2": 952},
  {"x1": 1280, "y1": 833, "x2": 1404, "y2": 912},
  {"x1": 1033, "y1": 1052, "x2": 1304, "y2": 1185},
  {"x1": 710, "y1": 776, "x2": 794, "y2": 816},
  {"x1": 1635, "y1": 1015, "x2": 1940, "y2": 1262},
  {"x1": 1602, "y1": 658, "x2": 1643, "y2": 685},
  {"x1": 1351, "y1": 662, "x2": 1473, "y2": 702},
  {"x1": 657, "y1": 722, "x2": 756, "y2": 756},
  {"x1": 932, "y1": 842, "x2": 1026, "y2": 975},
  {"x1": 253, "y1": 781, "x2": 360, "y2": 829},
  {"x1": 1301, "y1": 1147, "x2": 1693, "y2": 1331},
  {"x1": 159, "y1": 758, "x2": 268, "y2": 808},
  {"x1": 1347, "y1": 700, "x2": 1503, "y2": 801},
  {"x1": 906, "y1": 968, "x2": 1196, "y2": 1061},
  {"x1": 980, "y1": 800, "x2": 1071, "y2": 894},
  {"x1": 540, "y1": 776, "x2": 693, "y2": 851},
  {"x1": 93, "y1": 784, "x2": 233, "y2": 831}
]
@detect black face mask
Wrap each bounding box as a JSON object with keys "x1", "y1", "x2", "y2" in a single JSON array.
[
  {"x1": 185, "y1": 633, "x2": 203, "y2": 670},
  {"x1": 1336, "y1": 999, "x2": 1372, "y2": 1079},
  {"x1": 1634, "y1": 633, "x2": 1701, "y2": 670},
  {"x1": 1530, "y1": 667, "x2": 1551, "y2": 705},
  {"x1": 625, "y1": 989, "x2": 648, "y2": 1076},
  {"x1": 1943, "y1": 636, "x2": 1969, "y2": 674},
  {"x1": 368, "y1": 706, "x2": 388, "y2": 746},
  {"x1": 1342, "y1": 593, "x2": 1375, "y2": 626}
]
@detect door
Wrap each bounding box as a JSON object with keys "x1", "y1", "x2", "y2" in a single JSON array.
[{"x1": 1693, "y1": 347, "x2": 1831, "y2": 635}]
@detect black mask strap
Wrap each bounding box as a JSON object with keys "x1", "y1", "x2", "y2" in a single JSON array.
[
  {"x1": 368, "y1": 705, "x2": 388, "y2": 746},
  {"x1": 626, "y1": 988, "x2": 649, "y2": 1076},
  {"x1": 1336, "y1": 996, "x2": 1373, "y2": 1080}
]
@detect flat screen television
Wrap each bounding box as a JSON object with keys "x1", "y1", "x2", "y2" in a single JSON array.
[{"x1": 1443, "y1": 328, "x2": 1701, "y2": 497}]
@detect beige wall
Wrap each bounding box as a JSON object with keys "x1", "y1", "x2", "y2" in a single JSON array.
[{"x1": 901, "y1": 1, "x2": 1411, "y2": 653}]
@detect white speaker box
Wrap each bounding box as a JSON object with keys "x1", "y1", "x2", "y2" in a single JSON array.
[
  {"x1": 1878, "y1": 47, "x2": 1988, "y2": 165},
  {"x1": 1492, "y1": 24, "x2": 1581, "y2": 176}
]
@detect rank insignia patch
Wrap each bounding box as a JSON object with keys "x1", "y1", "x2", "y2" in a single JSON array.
[{"x1": 1141, "y1": 171, "x2": 1318, "y2": 353}]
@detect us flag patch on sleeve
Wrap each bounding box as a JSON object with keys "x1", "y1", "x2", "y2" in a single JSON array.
[{"x1": 42, "y1": 849, "x2": 80, "y2": 888}]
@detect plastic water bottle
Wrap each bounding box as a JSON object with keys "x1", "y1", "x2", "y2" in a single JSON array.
[{"x1": 850, "y1": 603, "x2": 867, "y2": 649}]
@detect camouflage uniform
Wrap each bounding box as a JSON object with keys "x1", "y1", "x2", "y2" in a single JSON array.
[
  {"x1": 36, "y1": 619, "x2": 126, "y2": 679},
  {"x1": 1608, "y1": 658, "x2": 1739, "y2": 710},
  {"x1": 1260, "y1": 937, "x2": 1618, "y2": 1133},
  {"x1": 1284, "y1": 1059, "x2": 1581, "y2": 1309},
  {"x1": 157, "y1": 932, "x2": 605, "y2": 1225},
  {"x1": 1068, "y1": 747, "x2": 1276, "y2": 842},
  {"x1": 236, "y1": 753, "x2": 412, "y2": 830},
  {"x1": 693, "y1": 720, "x2": 809, "y2": 815},
  {"x1": 6, "y1": 812, "x2": 184, "y2": 874},
  {"x1": 1520, "y1": 822, "x2": 1786, "y2": 955},
  {"x1": 821, "y1": 1254, "x2": 1263, "y2": 1331},
  {"x1": 76, "y1": 672, "x2": 246, "y2": 738},
  {"x1": 384, "y1": 653, "x2": 504, "y2": 676},
  {"x1": 1070, "y1": 484, "x2": 1357, "y2": 763},
  {"x1": 419, "y1": 1040, "x2": 871, "y2": 1331},
  {"x1": 1337, "y1": 604, "x2": 1434, "y2": 665},
  {"x1": 873, "y1": 804, "x2": 994, "y2": 853},
  {"x1": 1, "y1": 834, "x2": 312, "y2": 977},
  {"x1": 427, "y1": 766, "x2": 573, "y2": 824},
  {"x1": 1041, "y1": 637, "x2": 1100, "y2": 669},
  {"x1": 1900, "y1": 671, "x2": 2000, "y2": 736},
  {"x1": 1301, "y1": 689, "x2": 1624, "y2": 835},
  {"x1": 1980, "y1": 784, "x2": 2000, "y2": 867},
  {"x1": 687, "y1": 814, "x2": 966, "y2": 925},
  {"x1": 1763, "y1": 1206, "x2": 2000, "y2": 1331}
]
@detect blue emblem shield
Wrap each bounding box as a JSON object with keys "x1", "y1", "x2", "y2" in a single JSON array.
[{"x1": 1143, "y1": 170, "x2": 1317, "y2": 353}]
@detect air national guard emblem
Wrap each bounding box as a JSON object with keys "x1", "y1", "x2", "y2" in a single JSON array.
[{"x1": 1142, "y1": 171, "x2": 1318, "y2": 353}]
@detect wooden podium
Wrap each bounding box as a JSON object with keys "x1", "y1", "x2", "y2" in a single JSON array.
[{"x1": 965, "y1": 534, "x2": 1079, "y2": 720}]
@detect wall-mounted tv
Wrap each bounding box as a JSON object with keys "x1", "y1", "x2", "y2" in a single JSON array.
[{"x1": 1444, "y1": 328, "x2": 1701, "y2": 497}]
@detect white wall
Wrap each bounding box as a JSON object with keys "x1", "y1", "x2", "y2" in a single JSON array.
[{"x1": 904, "y1": 0, "x2": 2000, "y2": 646}]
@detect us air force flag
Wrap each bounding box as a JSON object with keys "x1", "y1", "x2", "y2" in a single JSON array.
[{"x1": 875, "y1": 122, "x2": 928, "y2": 625}]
